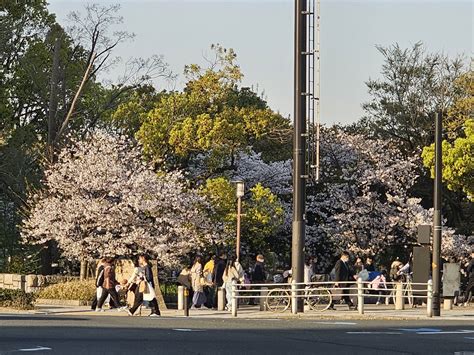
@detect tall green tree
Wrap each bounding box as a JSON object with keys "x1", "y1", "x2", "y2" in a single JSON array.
[
  {"x1": 422, "y1": 119, "x2": 474, "y2": 202},
  {"x1": 361, "y1": 42, "x2": 465, "y2": 154},
  {"x1": 134, "y1": 45, "x2": 291, "y2": 175}
]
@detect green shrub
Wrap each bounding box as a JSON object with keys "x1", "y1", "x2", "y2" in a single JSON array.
[
  {"x1": 0, "y1": 288, "x2": 36, "y2": 309},
  {"x1": 37, "y1": 279, "x2": 95, "y2": 301}
]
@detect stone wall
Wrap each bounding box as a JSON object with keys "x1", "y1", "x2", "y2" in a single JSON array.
[{"x1": 0, "y1": 273, "x2": 78, "y2": 293}]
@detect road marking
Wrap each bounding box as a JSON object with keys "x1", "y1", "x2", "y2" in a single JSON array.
[
  {"x1": 417, "y1": 330, "x2": 474, "y2": 335},
  {"x1": 396, "y1": 328, "x2": 441, "y2": 333},
  {"x1": 18, "y1": 346, "x2": 52, "y2": 352},
  {"x1": 315, "y1": 322, "x2": 357, "y2": 325},
  {"x1": 346, "y1": 332, "x2": 402, "y2": 335},
  {"x1": 172, "y1": 329, "x2": 205, "y2": 332}
]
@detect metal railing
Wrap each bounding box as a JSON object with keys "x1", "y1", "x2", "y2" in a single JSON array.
[{"x1": 230, "y1": 279, "x2": 433, "y2": 318}]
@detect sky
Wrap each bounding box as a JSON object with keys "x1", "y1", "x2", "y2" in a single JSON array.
[{"x1": 47, "y1": 0, "x2": 473, "y2": 125}]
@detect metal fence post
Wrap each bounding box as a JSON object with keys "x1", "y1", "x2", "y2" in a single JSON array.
[
  {"x1": 217, "y1": 287, "x2": 225, "y2": 311},
  {"x1": 291, "y1": 280, "x2": 298, "y2": 315},
  {"x1": 357, "y1": 278, "x2": 364, "y2": 315},
  {"x1": 177, "y1": 285, "x2": 184, "y2": 310},
  {"x1": 183, "y1": 287, "x2": 189, "y2": 317},
  {"x1": 427, "y1": 280, "x2": 433, "y2": 318},
  {"x1": 395, "y1": 282, "x2": 404, "y2": 310},
  {"x1": 260, "y1": 287, "x2": 268, "y2": 311},
  {"x1": 231, "y1": 280, "x2": 238, "y2": 317}
]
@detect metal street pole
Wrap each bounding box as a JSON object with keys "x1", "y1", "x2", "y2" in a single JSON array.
[
  {"x1": 432, "y1": 111, "x2": 442, "y2": 317},
  {"x1": 292, "y1": 0, "x2": 307, "y2": 313},
  {"x1": 236, "y1": 196, "x2": 242, "y2": 261},
  {"x1": 234, "y1": 180, "x2": 245, "y2": 262}
]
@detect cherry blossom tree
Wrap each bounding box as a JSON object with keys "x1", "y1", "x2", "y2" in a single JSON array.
[
  {"x1": 305, "y1": 128, "x2": 472, "y2": 269},
  {"x1": 21, "y1": 132, "x2": 219, "y2": 266}
]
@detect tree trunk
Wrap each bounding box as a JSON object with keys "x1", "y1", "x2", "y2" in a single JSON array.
[
  {"x1": 152, "y1": 261, "x2": 167, "y2": 310},
  {"x1": 80, "y1": 259, "x2": 88, "y2": 281}
]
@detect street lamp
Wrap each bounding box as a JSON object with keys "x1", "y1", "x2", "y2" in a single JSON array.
[{"x1": 233, "y1": 179, "x2": 245, "y2": 261}]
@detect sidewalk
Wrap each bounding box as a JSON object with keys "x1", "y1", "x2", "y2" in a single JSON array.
[{"x1": 19, "y1": 303, "x2": 474, "y2": 321}]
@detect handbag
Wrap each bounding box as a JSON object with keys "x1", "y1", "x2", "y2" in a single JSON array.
[
  {"x1": 138, "y1": 280, "x2": 149, "y2": 293},
  {"x1": 143, "y1": 282, "x2": 156, "y2": 301}
]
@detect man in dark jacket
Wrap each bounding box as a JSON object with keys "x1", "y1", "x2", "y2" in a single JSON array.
[
  {"x1": 252, "y1": 254, "x2": 266, "y2": 283},
  {"x1": 249, "y1": 254, "x2": 266, "y2": 305},
  {"x1": 329, "y1": 251, "x2": 356, "y2": 310}
]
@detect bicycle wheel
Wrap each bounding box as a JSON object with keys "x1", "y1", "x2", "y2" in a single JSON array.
[
  {"x1": 266, "y1": 289, "x2": 290, "y2": 312},
  {"x1": 306, "y1": 287, "x2": 332, "y2": 311}
]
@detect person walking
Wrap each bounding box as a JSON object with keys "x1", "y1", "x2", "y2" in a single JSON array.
[
  {"x1": 370, "y1": 270, "x2": 388, "y2": 305},
  {"x1": 212, "y1": 252, "x2": 227, "y2": 308},
  {"x1": 354, "y1": 257, "x2": 364, "y2": 275},
  {"x1": 304, "y1": 256, "x2": 315, "y2": 284},
  {"x1": 365, "y1": 256, "x2": 376, "y2": 272},
  {"x1": 190, "y1": 256, "x2": 206, "y2": 309},
  {"x1": 390, "y1": 257, "x2": 404, "y2": 282},
  {"x1": 91, "y1": 258, "x2": 106, "y2": 310},
  {"x1": 464, "y1": 250, "x2": 474, "y2": 306},
  {"x1": 249, "y1": 254, "x2": 266, "y2": 306},
  {"x1": 329, "y1": 251, "x2": 356, "y2": 310},
  {"x1": 125, "y1": 258, "x2": 144, "y2": 309},
  {"x1": 203, "y1": 255, "x2": 216, "y2": 308},
  {"x1": 222, "y1": 255, "x2": 244, "y2": 311},
  {"x1": 96, "y1": 258, "x2": 121, "y2": 312},
  {"x1": 128, "y1": 255, "x2": 161, "y2": 317}
]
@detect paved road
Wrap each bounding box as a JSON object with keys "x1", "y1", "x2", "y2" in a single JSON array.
[{"x1": 0, "y1": 313, "x2": 473, "y2": 354}]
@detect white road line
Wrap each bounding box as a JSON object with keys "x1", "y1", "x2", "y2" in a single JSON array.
[
  {"x1": 417, "y1": 330, "x2": 474, "y2": 335},
  {"x1": 18, "y1": 346, "x2": 52, "y2": 352},
  {"x1": 172, "y1": 329, "x2": 205, "y2": 332},
  {"x1": 346, "y1": 332, "x2": 402, "y2": 335},
  {"x1": 396, "y1": 328, "x2": 441, "y2": 333},
  {"x1": 315, "y1": 322, "x2": 357, "y2": 325}
]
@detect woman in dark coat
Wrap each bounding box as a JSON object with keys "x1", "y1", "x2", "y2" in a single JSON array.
[{"x1": 128, "y1": 255, "x2": 161, "y2": 316}]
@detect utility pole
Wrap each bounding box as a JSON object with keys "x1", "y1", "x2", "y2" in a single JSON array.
[
  {"x1": 432, "y1": 111, "x2": 442, "y2": 316},
  {"x1": 292, "y1": 0, "x2": 307, "y2": 312}
]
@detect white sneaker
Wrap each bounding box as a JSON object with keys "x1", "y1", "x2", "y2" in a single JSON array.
[
  {"x1": 149, "y1": 313, "x2": 160, "y2": 317},
  {"x1": 376, "y1": 301, "x2": 381, "y2": 305},
  {"x1": 95, "y1": 308, "x2": 104, "y2": 312}
]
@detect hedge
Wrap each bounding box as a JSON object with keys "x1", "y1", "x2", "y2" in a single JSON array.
[
  {"x1": 0, "y1": 288, "x2": 36, "y2": 309},
  {"x1": 37, "y1": 279, "x2": 96, "y2": 302}
]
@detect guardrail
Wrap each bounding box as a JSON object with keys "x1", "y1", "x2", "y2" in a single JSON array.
[{"x1": 230, "y1": 279, "x2": 433, "y2": 318}]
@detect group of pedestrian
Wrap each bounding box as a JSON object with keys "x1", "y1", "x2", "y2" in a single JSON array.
[
  {"x1": 177, "y1": 252, "x2": 267, "y2": 311},
  {"x1": 91, "y1": 255, "x2": 161, "y2": 317},
  {"x1": 89, "y1": 249, "x2": 474, "y2": 316}
]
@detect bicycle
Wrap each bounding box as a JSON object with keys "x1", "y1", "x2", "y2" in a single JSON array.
[
  {"x1": 389, "y1": 273, "x2": 414, "y2": 307},
  {"x1": 265, "y1": 283, "x2": 333, "y2": 312}
]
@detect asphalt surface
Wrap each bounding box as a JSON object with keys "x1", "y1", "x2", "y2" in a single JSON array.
[{"x1": 0, "y1": 313, "x2": 473, "y2": 355}]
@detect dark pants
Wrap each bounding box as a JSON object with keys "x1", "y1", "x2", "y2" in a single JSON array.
[
  {"x1": 330, "y1": 283, "x2": 353, "y2": 307},
  {"x1": 97, "y1": 287, "x2": 121, "y2": 309},
  {"x1": 129, "y1": 288, "x2": 160, "y2": 315},
  {"x1": 250, "y1": 282, "x2": 263, "y2": 305},
  {"x1": 204, "y1": 286, "x2": 214, "y2": 308},
  {"x1": 91, "y1": 288, "x2": 119, "y2": 310}
]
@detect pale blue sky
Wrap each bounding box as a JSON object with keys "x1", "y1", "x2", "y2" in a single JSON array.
[{"x1": 48, "y1": 0, "x2": 473, "y2": 124}]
